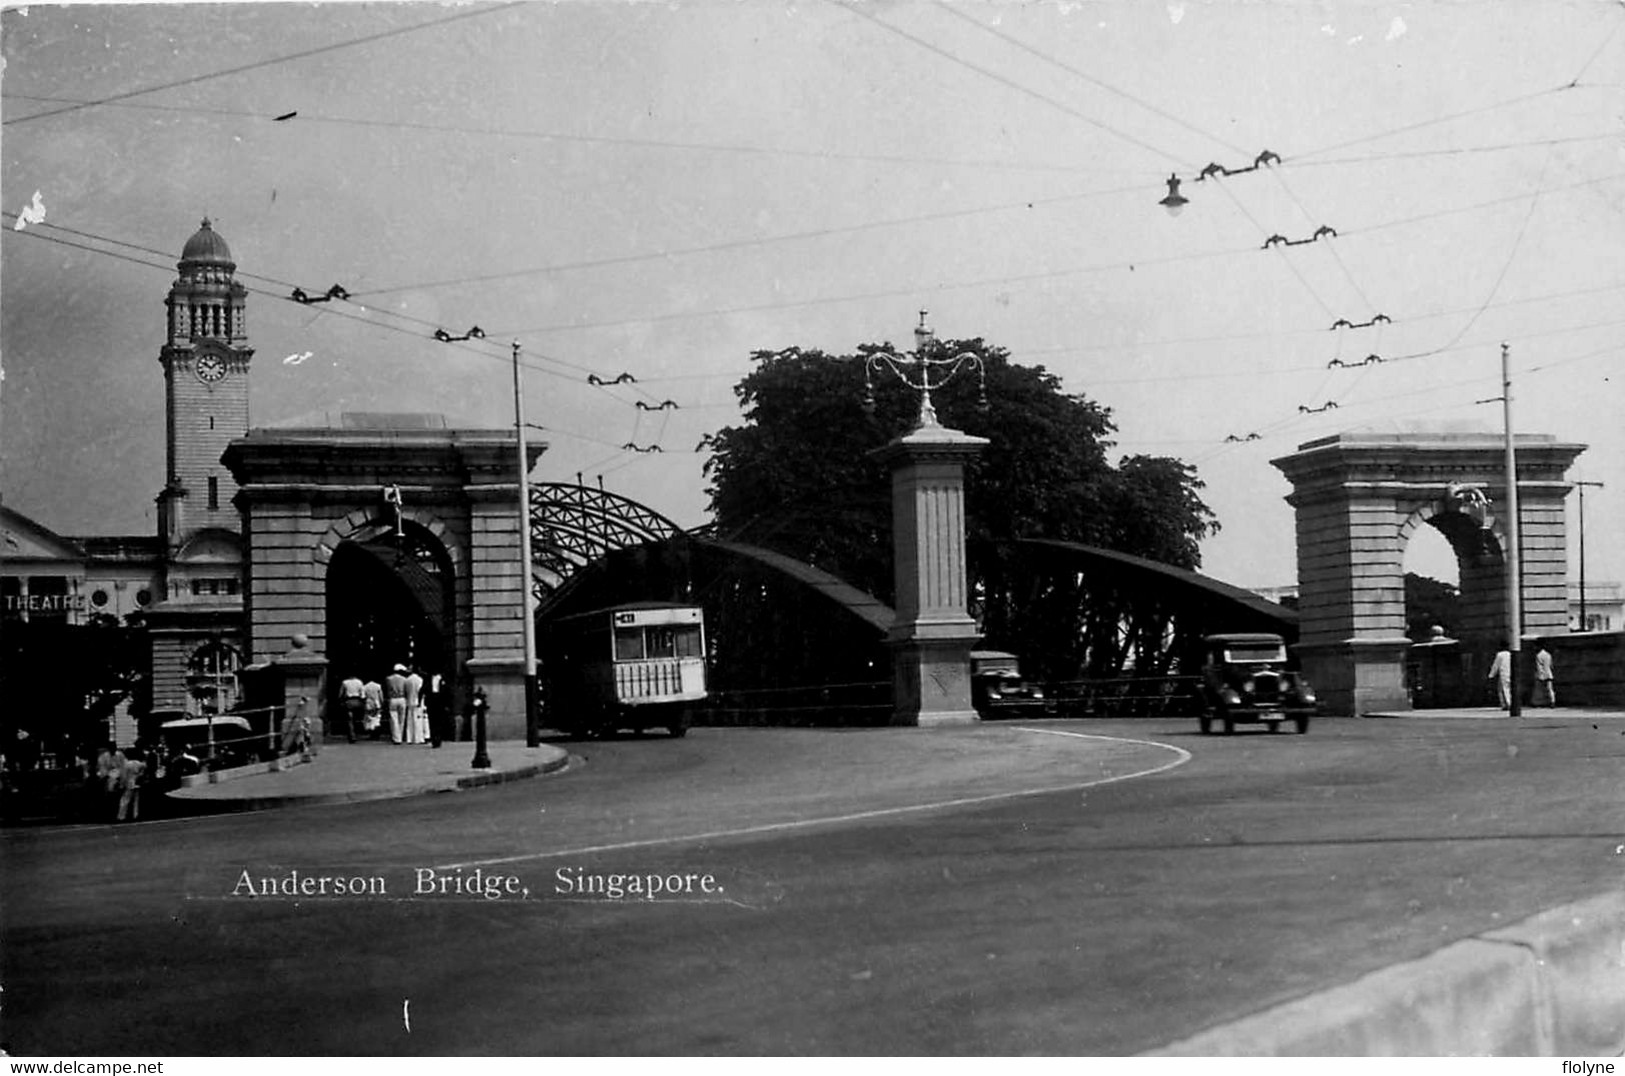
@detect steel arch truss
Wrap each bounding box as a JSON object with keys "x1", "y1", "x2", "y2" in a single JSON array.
[
  {"x1": 988, "y1": 539, "x2": 1298, "y2": 685},
  {"x1": 529, "y1": 482, "x2": 683, "y2": 597}
]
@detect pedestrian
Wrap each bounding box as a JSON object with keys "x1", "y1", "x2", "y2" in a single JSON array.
[
  {"x1": 404, "y1": 666, "x2": 426, "y2": 745},
  {"x1": 1487, "y1": 648, "x2": 1512, "y2": 709},
  {"x1": 362, "y1": 675, "x2": 383, "y2": 739},
  {"x1": 426, "y1": 671, "x2": 450, "y2": 747},
  {"x1": 116, "y1": 749, "x2": 146, "y2": 822},
  {"x1": 338, "y1": 673, "x2": 365, "y2": 743},
  {"x1": 1534, "y1": 645, "x2": 1556, "y2": 707},
  {"x1": 95, "y1": 742, "x2": 122, "y2": 819},
  {"x1": 282, "y1": 696, "x2": 313, "y2": 756},
  {"x1": 386, "y1": 665, "x2": 409, "y2": 744}
]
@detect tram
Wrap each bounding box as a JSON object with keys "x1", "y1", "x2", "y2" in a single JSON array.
[{"x1": 542, "y1": 601, "x2": 707, "y2": 738}]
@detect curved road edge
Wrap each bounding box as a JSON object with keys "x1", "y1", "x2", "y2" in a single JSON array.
[{"x1": 1149, "y1": 887, "x2": 1625, "y2": 1056}]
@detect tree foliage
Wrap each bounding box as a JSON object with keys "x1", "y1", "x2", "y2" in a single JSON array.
[{"x1": 704, "y1": 338, "x2": 1221, "y2": 662}]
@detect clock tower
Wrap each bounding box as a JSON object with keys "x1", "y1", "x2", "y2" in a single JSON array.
[{"x1": 157, "y1": 218, "x2": 253, "y2": 551}]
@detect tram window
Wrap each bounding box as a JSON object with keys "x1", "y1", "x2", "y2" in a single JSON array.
[
  {"x1": 645, "y1": 627, "x2": 677, "y2": 659},
  {"x1": 613, "y1": 628, "x2": 645, "y2": 662},
  {"x1": 674, "y1": 626, "x2": 703, "y2": 658}
]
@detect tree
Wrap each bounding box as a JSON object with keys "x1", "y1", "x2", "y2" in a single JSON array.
[
  {"x1": 704, "y1": 337, "x2": 1220, "y2": 668},
  {"x1": 1405, "y1": 572, "x2": 1461, "y2": 641}
]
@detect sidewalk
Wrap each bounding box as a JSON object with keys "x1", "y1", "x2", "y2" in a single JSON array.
[
  {"x1": 1365, "y1": 705, "x2": 1625, "y2": 719},
  {"x1": 168, "y1": 739, "x2": 570, "y2": 811}
]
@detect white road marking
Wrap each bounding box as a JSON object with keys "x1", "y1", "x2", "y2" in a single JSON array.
[{"x1": 435, "y1": 729, "x2": 1190, "y2": 871}]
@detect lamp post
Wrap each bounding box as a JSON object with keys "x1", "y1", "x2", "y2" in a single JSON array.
[
  {"x1": 1575, "y1": 480, "x2": 1604, "y2": 631},
  {"x1": 512, "y1": 341, "x2": 541, "y2": 749},
  {"x1": 865, "y1": 313, "x2": 990, "y2": 726},
  {"x1": 864, "y1": 311, "x2": 987, "y2": 429}
]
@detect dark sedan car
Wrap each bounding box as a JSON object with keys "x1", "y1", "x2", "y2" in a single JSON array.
[
  {"x1": 1197, "y1": 632, "x2": 1316, "y2": 734},
  {"x1": 970, "y1": 651, "x2": 1052, "y2": 719}
]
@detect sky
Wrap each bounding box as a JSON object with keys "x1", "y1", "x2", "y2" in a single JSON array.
[{"x1": 3, "y1": 0, "x2": 1622, "y2": 594}]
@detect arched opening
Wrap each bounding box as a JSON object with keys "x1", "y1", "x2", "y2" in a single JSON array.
[
  {"x1": 1403, "y1": 519, "x2": 1460, "y2": 642},
  {"x1": 325, "y1": 523, "x2": 455, "y2": 692}
]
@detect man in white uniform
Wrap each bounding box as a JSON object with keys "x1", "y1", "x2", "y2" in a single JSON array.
[
  {"x1": 404, "y1": 667, "x2": 425, "y2": 744},
  {"x1": 386, "y1": 665, "x2": 409, "y2": 744}
]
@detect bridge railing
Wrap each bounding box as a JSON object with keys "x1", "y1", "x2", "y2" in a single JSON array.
[
  {"x1": 698, "y1": 678, "x2": 893, "y2": 728},
  {"x1": 1045, "y1": 674, "x2": 1203, "y2": 718}
]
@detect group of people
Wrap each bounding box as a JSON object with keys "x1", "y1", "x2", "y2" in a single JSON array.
[
  {"x1": 336, "y1": 665, "x2": 455, "y2": 747},
  {"x1": 1485, "y1": 645, "x2": 1558, "y2": 709},
  {"x1": 93, "y1": 741, "x2": 172, "y2": 822}
]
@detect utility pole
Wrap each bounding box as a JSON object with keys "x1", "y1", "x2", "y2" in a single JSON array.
[
  {"x1": 1575, "y1": 480, "x2": 1604, "y2": 631},
  {"x1": 1501, "y1": 344, "x2": 1523, "y2": 718},
  {"x1": 513, "y1": 341, "x2": 541, "y2": 747}
]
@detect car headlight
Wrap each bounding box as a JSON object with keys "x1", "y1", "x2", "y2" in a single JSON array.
[
  {"x1": 1031, "y1": 688, "x2": 1044, "y2": 699},
  {"x1": 1300, "y1": 688, "x2": 1316, "y2": 704},
  {"x1": 1221, "y1": 689, "x2": 1242, "y2": 705},
  {"x1": 1242, "y1": 678, "x2": 1256, "y2": 693}
]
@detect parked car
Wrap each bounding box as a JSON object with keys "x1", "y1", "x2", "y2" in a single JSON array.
[
  {"x1": 970, "y1": 651, "x2": 1052, "y2": 719},
  {"x1": 157, "y1": 714, "x2": 261, "y2": 768},
  {"x1": 1198, "y1": 633, "x2": 1316, "y2": 734}
]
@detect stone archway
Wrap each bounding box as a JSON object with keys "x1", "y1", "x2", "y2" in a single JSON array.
[
  {"x1": 1272, "y1": 429, "x2": 1585, "y2": 715},
  {"x1": 224, "y1": 416, "x2": 544, "y2": 738}
]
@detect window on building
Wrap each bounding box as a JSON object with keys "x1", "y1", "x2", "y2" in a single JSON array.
[
  {"x1": 208, "y1": 476, "x2": 219, "y2": 510},
  {"x1": 224, "y1": 577, "x2": 239, "y2": 596}
]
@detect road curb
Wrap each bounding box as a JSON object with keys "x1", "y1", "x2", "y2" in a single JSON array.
[
  {"x1": 1148, "y1": 889, "x2": 1625, "y2": 1055},
  {"x1": 167, "y1": 749, "x2": 571, "y2": 812}
]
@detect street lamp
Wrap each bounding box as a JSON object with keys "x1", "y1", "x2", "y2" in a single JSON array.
[
  {"x1": 1575, "y1": 480, "x2": 1604, "y2": 631},
  {"x1": 864, "y1": 311, "x2": 988, "y2": 429},
  {"x1": 1158, "y1": 174, "x2": 1189, "y2": 217}
]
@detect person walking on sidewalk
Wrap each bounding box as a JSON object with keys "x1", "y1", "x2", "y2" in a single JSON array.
[
  {"x1": 282, "y1": 697, "x2": 313, "y2": 757},
  {"x1": 386, "y1": 665, "x2": 409, "y2": 744},
  {"x1": 1487, "y1": 648, "x2": 1512, "y2": 709},
  {"x1": 362, "y1": 676, "x2": 383, "y2": 739},
  {"x1": 1534, "y1": 645, "x2": 1557, "y2": 707},
  {"x1": 404, "y1": 666, "x2": 426, "y2": 745},
  {"x1": 115, "y1": 749, "x2": 146, "y2": 822},
  {"x1": 426, "y1": 671, "x2": 449, "y2": 748},
  {"x1": 338, "y1": 674, "x2": 365, "y2": 744},
  {"x1": 96, "y1": 743, "x2": 124, "y2": 820}
]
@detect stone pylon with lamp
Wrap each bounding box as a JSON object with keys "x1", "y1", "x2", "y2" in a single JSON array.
[{"x1": 867, "y1": 314, "x2": 990, "y2": 726}]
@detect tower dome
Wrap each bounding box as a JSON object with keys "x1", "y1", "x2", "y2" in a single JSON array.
[{"x1": 180, "y1": 218, "x2": 234, "y2": 267}]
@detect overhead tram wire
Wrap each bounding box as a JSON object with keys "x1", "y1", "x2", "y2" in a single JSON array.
[
  {"x1": 2, "y1": 2, "x2": 528, "y2": 127},
  {"x1": 928, "y1": 0, "x2": 1250, "y2": 159},
  {"x1": 349, "y1": 181, "x2": 1153, "y2": 299},
  {"x1": 0, "y1": 93, "x2": 1143, "y2": 179},
  {"x1": 487, "y1": 167, "x2": 1625, "y2": 340},
  {"x1": 859, "y1": 0, "x2": 1399, "y2": 383},
  {"x1": 8, "y1": 215, "x2": 657, "y2": 390},
  {"x1": 826, "y1": 0, "x2": 1185, "y2": 169},
  {"x1": 2, "y1": 218, "x2": 680, "y2": 447},
  {"x1": 15, "y1": 92, "x2": 1614, "y2": 176},
  {"x1": 932, "y1": 3, "x2": 1392, "y2": 326}
]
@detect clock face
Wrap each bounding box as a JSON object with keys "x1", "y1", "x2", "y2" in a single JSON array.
[{"x1": 195, "y1": 353, "x2": 227, "y2": 383}]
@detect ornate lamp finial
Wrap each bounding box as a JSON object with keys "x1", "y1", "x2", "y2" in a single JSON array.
[{"x1": 864, "y1": 314, "x2": 988, "y2": 429}]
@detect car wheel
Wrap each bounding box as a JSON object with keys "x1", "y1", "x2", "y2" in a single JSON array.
[
  {"x1": 1199, "y1": 710, "x2": 1213, "y2": 735},
  {"x1": 1294, "y1": 717, "x2": 1310, "y2": 734},
  {"x1": 669, "y1": 723, "x2": 687, "y2": 738},
  {"x1": 1222, "y1": 714, "x2": 1235, "y2": 735},
  {"x1": 1266, "y1": 720, "x2": 1281, "y2": 734}
]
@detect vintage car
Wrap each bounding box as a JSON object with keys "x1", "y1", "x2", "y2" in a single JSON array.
[
  {"x1": 1197, "y1": 633, "x2": 1316, "y2": 734},
  {"x1": 970, "y1": 651, "x2": 1052, "y2": 719}
]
